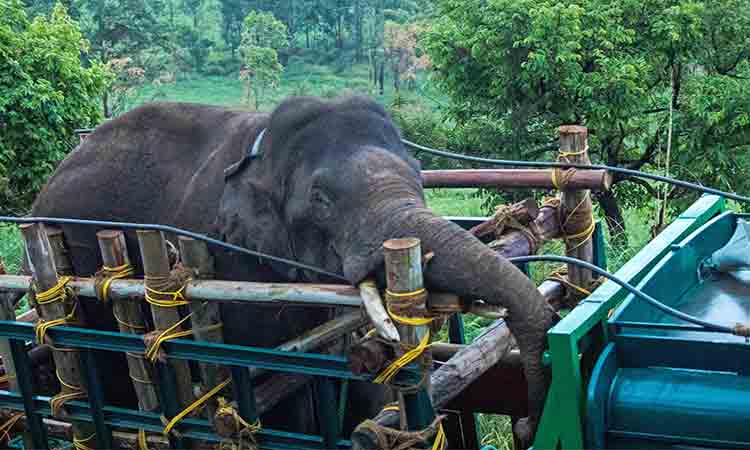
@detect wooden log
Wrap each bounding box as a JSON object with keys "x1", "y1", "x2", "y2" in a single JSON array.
[
  {"x1": 383, "y1": 238, "x2": 430, "y2": 430},
  {"x1": 97, "y1": 230, "x2": 160, "y2": 414},
  {"x1": 352, "y1": 318, "x2": 515, "y2": 441},
  {"x1": 558, "y1": 125, "x2": 595, "y2": 295},
  {"x1": 179, "y1": 237, "x2": 229, "y2": 421},
  {"x1": 136, "y1": 230, "x2": 194, "y2": 409},
  {"x1": 468, "y1": 198, "x2": 539, "y2": 239},
  {"x1": 422, "y1": 169, "x2": 612, "y2": 191},
  {"x1": 0, "y1": 261, "x2": 18, "y2": 392},
  {"x1": 19, "y1": 224, "x2": 97, "y2": 445},
  {"x1": 0, "y1": 275, "x2": 363, "y2": 307},
  {"x1": 358, "y1": 279, "x2": 400, "y2": 342},
  {"x1": 487, "y1": 202, "x2": 563, "y2": 257}
]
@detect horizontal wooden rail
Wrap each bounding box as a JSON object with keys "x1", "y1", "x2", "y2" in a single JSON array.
[
  {"x1": 422, "y1": 169, "x2": 612, "y2": 191},
  {"x1": 0, "y1": 275, "x2": 504, "y2": 317}
]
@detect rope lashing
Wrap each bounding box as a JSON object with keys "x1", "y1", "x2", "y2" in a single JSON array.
[
  {"x1": 144, "y1": 313, "x2": 223, "y2": 362},
  {"x1": 163, "y1": 378, "x2": 234, "y2": 435},
  {"x1": 94, "y1": 262, "x2": 135, "y2": 303},
  {"x1": 376, "y1": 287, "x2": 439, "y2": 386},
  {"x1": 545, "y1": 267, "x2": 593, "y2": 297},
  {"x1": 734, "y1": 324, "x2": 750, "y2": 337},
  {"x1": 484, "y1": 204, "x2": 541, "y2": 255},
  {"x1": 216, "y1": 396, "x2": 262, "y2": 438},
  {"x1": 355, "y1": 404, "x2": 447, "y2": 450},
  {"x1": 51, "y1": 369, "x2": 87, "y2": 416},
  {"x1": 551, "y1": 147, "x2": 596, "y2": 252},
  {"x1": 34, "y1": 276, "x2": 73, "y2": 305},
  {"x1": 72, "y1": 433, "x2": 96, "y2": 450},
  {"x1": 0, "y1": 413, "x2": 23, "y2": 444},
  {"x1": 385, "y1": 288, "x2": 433, "y2": 327},
  {"x1": 374, "y1": 330, "x2": 433, "y2": 385},
  {"x1": 144, "y1": 264, "x2": 194, "y2": 308}
]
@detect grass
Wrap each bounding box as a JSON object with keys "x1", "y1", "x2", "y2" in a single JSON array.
[{"x1": 128, "y1": 61, "x2": 430, "y2": 113}]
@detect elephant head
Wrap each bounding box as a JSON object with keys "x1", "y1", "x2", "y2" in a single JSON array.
[{"x1": 217, "y1": 95, "x2": 556, "y2": 444}]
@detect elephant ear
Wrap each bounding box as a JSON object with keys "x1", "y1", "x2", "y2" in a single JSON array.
[{"x1": 217, "y1": 175, "x2": 297, "y2": 280}]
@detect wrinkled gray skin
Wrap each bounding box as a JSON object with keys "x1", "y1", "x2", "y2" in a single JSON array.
[{"x1": 28, "y1": 95, "x2": 556, "y2": 445}]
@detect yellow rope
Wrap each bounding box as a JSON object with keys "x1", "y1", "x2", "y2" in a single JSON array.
[
  {"x1": 163, "y1": 378, "x2": 233, "y2": 435},
  {"x1": 374, "y1": 331, "x2": 433, "y2": 385},
  {"x1": 35, "y1": 276, "x2": 73, "y2": 305},
  {"x1": 138, "y1": 429, "x2": 150, "y2": 450},
  {"x1": 113, "y1": 308, "x2": 147, "y2": 331},
  {"x1": 144, "y1": 314, "x2": 223, "y2": 363},
  {"x1": 51, "y1": 369, "x2": 87, "y2": 416},
  {"x1": 96, "y1": 263, "x2": 135, "y2": 303},
  {"x1": 0, "y1": 413, "x2": 23, "y2": 444},
  {"x1": 35, "y1": 303, "x2": 78, "y2": 345},
  {"x1": 144, "y1": 314, "x2": 193, "y2": 362},
  {"x1": 144, "y1": 276, "x2": 190, "y2": 308},
  {"x1": 72, "y1": 433, "x2": 95, "y2": 450},
  {"x1": 546, "y1": 268, "x2": 592, "y2": 297},
  {"x1": 216, "y1": 396, "x2": 262, "y2": 445},
  {"x1": 376, "y1": 404, "x2": 446, "y2": 450}
]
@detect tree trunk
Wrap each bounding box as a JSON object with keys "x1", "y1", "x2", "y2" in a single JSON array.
[
  {"x1": 596, "y1": 190, "x2": 628, "y2": 248},
  {"x1": 378, "y1": 62, "x2": 385, "y2": 95}
]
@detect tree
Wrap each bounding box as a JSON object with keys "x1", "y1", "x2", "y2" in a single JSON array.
[
  {"x1": 240, "y1": 11, "x2": 288, "y2": 110},
  {"x1": 383, "y1": 20, "x2": 430, "y2": 91},
  {"x1": 423, "y1": 0, "x2": 750, "y2": 244},
  {"x1": 0, "y1": 1, "x2": 109, "y2": 213}
]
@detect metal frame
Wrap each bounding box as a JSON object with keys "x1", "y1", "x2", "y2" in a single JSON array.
[{"x1": 531, "y1": 195, "x2": 726, "y2": 450}]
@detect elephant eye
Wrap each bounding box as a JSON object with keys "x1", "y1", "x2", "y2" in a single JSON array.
[{"x1": 311, "y1": 187, "x2": 334, "y2": 220}]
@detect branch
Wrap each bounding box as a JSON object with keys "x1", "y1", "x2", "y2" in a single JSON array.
[{"x1": 619, "y1": 175, "x2": 660, "y2": 198}]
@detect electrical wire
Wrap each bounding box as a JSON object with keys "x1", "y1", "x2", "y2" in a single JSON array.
[
  {"x1": 2, "y1": 218, "x2": 738, "y2": 333},
  {"x1": 402, "y1": 139, "x2": 750, "y2": 205},
  {"x1": 508, "y1": 254, "x2": 735, "y2": 334},
  {"x1": 0, "y1": 216, "x2": 347, "y2": 282}
]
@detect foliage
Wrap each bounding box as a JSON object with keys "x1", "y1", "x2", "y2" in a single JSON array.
[
  {"x1": 422, "y1": 0, "x2": 750, "y2": 243},
  {"x1": 0, "y1": 1, "x2": 108, "y2": 213},
  {"x1": 383, "y1": 21, "x2": 430, "y2": 90},
  {"x1": 240, "y1": 11, "x2": 288, "y2": 110}
]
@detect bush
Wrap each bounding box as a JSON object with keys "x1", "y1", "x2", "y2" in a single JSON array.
[{"x1": 0, "y1": 1, "x2": 109, "y2": 214}]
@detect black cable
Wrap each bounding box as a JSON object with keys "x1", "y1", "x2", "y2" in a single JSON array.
[
  {"x1": 0, "y1": 216, "x2": 348, "y2": 282},
  {"x1": 402, "y1": 139, "x2": 750, "y2": 205},
  {"x1": 508, "y1": 254, "x2": 737, "y2": 335}
]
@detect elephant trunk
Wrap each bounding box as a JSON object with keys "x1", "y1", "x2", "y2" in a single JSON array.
[{"x1": 344, "y1": 199, "x2": 556, "y2": 445}]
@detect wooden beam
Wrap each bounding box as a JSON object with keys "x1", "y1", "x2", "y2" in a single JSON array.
[
  {"x1": 558, "y1": 125, "x2": 595, "y2": 295},
  {"x1": 422, "y1": 169, "x2": 611, "y2": 191},
  {"x1": 20, "y1": 224, "x2": 98, "y2": 446},
  {"x1": 136, "y1": 230, "x2": 194, "y2": 410},
  {"x1": 97, "y1": 231, "x2": 160, "y2": 415}
]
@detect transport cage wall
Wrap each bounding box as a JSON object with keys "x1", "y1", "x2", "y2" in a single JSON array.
[
  {"x1": 530, "y1": 194, "x2": 736, "y2": 450},
  {"x1": 0, "y1": 215, "x2": 610, "y2": 450}
]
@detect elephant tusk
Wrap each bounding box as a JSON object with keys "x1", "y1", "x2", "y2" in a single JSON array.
[{"x1": 358, "y1": 279, "x2": 401, "y2": 343}]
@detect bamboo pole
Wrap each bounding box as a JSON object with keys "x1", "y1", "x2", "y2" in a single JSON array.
[
  {"x1": 20, "y1": 224, "x2": 97, "y2": 446},
  {"x1": 558, "y1": 125, "x2": 595, "y2": 294},
  {"x1": 383, "y1": 237, "x2": 431, "y2": 430},
  {"x1": 136, "y1": 230, "x2": 194, "y2": 409},
  {"x1": 97, "y1": 230, "x2": 160, "y2": 414},
  {"x1": 178, "y1": 236, "x2": 229, "y2": 420},
  {"x1": 422, "y1": 168, "x2": 611, "y2": 191}
]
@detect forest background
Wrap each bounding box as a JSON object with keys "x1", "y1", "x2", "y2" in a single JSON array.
[{"x1": 2, "y1": 0, "x2": 750, "y2": 446}]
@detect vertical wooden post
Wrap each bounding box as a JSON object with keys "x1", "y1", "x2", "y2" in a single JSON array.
[
  {"x1": 97, "y1": 230, "x2": 160, "y2": 413},
  {"x1": 558, "y1": 125, "x2": 595, "y2": 295},
  {"x1": 383, "y1": 238, "x2": 434, "y2": 431},
  {"x1": 178, "y1": 236, "x2": 230, "y2": 420},
  {"x1": 137, "y1": 230, "x2": 194, "y2": 410},
  {"x1": 20, "y1": 224, "x2": 97, "y2": 446},
  {"x1": 0, "y1": 260, "x2": 18, "y2": 392}
]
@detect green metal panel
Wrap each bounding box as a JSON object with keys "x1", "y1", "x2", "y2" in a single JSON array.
[{"x1": 532, "y1": 195, "x2": 726, "y2": 450}]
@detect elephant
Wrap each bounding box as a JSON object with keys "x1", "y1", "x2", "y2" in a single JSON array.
[{"x1": 26, "y1": 95, "x2": 557, "y2": 446}]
